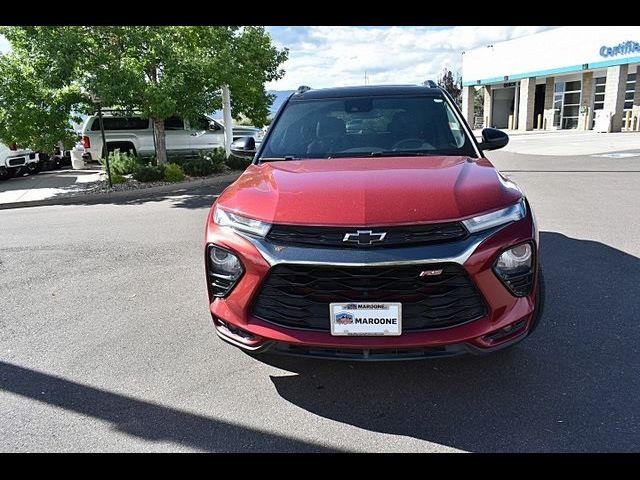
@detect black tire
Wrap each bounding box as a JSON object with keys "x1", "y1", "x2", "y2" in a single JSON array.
[
  {"x1": 26, "y1": 162, "x2": 44, "y2": 175},
  {"x1": 0, "y1": 166, "x2": 13, "y2": 180}
]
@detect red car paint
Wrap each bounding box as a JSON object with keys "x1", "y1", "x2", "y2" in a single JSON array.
[
  {"x1": 205, "y1": 156, "x2": 541, "y2": 356},
  {"x1": 216, "y1": 156, "x2": 522, "y2": 226}
]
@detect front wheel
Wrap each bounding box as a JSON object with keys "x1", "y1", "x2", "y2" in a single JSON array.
[
  {"x1": 0, "y1": 166, "x2": 14, "y2": 180},
  {"x1": 26, "y1": 162, "x2": 44, "y2": 175}
]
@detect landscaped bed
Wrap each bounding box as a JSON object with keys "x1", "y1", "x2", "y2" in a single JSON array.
[{"x1": 89, "y1": 148, "x2": 252, "y2": 194}]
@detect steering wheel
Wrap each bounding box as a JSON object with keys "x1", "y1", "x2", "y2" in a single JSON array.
[{"x1": 391, "y1": 138, "x2": 429, "y2": 150}]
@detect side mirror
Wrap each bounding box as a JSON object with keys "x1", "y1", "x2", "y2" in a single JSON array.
[
  {"x1": 478, "y1": 128, "x2": 509, "y2": 151},
  {"x1": 230, "y1": 136, "x2": 256, "y2": 158},
  {"x1": 209, "y1": 121, "x2": 222, "y2": 132}
]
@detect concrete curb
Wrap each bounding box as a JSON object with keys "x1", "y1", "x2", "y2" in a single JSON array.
[{"x1": 0, "y1": 172, "x2": 241, "y2": 210}]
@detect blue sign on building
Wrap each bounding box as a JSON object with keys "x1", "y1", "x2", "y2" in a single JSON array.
[{"x1": 600, "y1": 41, "x2": 640, "y2": 58}]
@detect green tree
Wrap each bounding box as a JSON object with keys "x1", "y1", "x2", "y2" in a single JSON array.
[
  {"x1": 0, "y1": 53, "x2": 84, "y2": 152},
  {"x1": 435, "y1": 68, "x2": 462, "y2": 107},
  {"x1": 0, "y1": 26, "x2": 288, "y2": 164}
]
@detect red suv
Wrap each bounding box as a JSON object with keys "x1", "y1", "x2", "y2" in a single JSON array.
[{"x1": 205, "y1": 84, "x2": 544, "y2": 360}]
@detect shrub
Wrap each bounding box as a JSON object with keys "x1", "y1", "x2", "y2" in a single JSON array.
[
  {"x1": 226, "y1": 154, "x2": 251, "y2": 171},
  {"x1": 167, "y1": 153, "x2": 189, "y2": 167},
  {"x1": 110, "y1": 172, "x2": 127, "y2": 185},
  {"x1": 164, "y1": 163, "x2": 185, "y2": 182},
  {"x1": 103, "y1": 149, "x2": 140, "y2": 175},
  {"x1": 133, "y1": 163, "x2": 165, "y2": 182},
  {"x1": 182, "y1": 150, "x2": 226, "y2": 177},
  {"x1": 209, "y1": 147, "x2": 227, "y2": 164}
]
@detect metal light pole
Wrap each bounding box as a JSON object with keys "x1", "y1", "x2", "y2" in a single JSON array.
[
  {"x1": 222, "y1": 85, "x2": 233, "y2": 158},
  {"x1": 92, "y1": 94, "x2": 112, "y2": 188}
]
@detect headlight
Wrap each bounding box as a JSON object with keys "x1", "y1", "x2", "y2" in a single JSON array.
[
  {"x1": 207, "y1": 245, "x2": 244, "y2": 297},
  {"x1": 462, "y1": 199, "x2": 526, "y2": 233},
  {"x1": 214, "y1": 206, "x2": 271, "y2": 237},
  {"x1": 494, "y1": 242, "x2": 534, "y2": 297}
]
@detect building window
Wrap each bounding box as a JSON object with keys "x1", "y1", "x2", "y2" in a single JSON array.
[
  {"x1": 553, "y1": 82, "x2": 563, "y2": 128},
  {"x1": 624, "y1": 73, "x2": 636, "y2": 111},
  {"x1": 593, "y1": 77, "x2": 606, "y2": 111},
  {"x1": 554, "y1": 80, "x2": 581, "y2": 129},
  {"x1": 592, "y1": 76, "x2": 606, "y2": 129}
]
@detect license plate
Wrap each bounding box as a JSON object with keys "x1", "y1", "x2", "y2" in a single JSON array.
[{"x1": 330, "y1": 302, "x2": 402, "y2": 336}]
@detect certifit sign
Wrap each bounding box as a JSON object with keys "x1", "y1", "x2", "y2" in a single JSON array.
[{"x1": 330, "y1": 303, "x2": 402, "y2": 336}]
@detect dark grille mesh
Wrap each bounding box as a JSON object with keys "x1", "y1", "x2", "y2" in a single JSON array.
[
  {"x1": 252, "y1": 263, "x2": 486, "y2": 331},
  {"x1": 266, "y1": 223, "x2": 468, "y2": 248}
]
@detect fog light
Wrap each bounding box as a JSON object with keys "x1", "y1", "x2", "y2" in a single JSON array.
[
  {"x1": 484, "y1": 318, "x2": 528, "y2": 342},
  {"x1": 207, "y1": 245, "x2": 244, "y2": 297},
  {"x1": 494, "y1": 242, "x2": 534, "y2": 296}
]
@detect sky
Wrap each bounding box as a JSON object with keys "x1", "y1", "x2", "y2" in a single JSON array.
[
  {"x1": 0, "y1": 27, "x2": 557, "y2": 91},
  {"x1": 265, "y1": 26, "x2": 558, "y2": 90}
]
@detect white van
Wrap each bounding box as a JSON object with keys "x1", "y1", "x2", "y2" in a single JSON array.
[{"x1": 80, "y1": 113, "x2": 262, "y2": 161}]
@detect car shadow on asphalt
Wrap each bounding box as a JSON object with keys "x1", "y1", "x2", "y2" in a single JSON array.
[
  {"x1": 259, "y1": 231, "x2": 640, "y2": 452},
  {"x1": 0, "y1": 360, "x2": 337, "y2": 452}
]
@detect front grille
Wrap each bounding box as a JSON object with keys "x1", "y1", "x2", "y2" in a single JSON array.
[
  {"x1": 7, "y1": 157, "x2": 25, "y2": 166},
  {"x1": 266, "y1": 222, "x2": 468, "y2": 248},
  {"x1": 251, "y1": 263, "x2": 487, "y2": 331}
]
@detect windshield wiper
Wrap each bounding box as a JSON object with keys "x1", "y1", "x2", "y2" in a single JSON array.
[
  {"x1": 259, "y1": 156, "x2": 302, "y2": 162},
  {"x1": 260, "y1": 151, "x2": 440, "y2": 161},
  {"x1": 326, "y1": 151, "x2": 440, "y2": 158},
  {"x1": 370, "y1": 151, "x2": 439, "y2": 157}
]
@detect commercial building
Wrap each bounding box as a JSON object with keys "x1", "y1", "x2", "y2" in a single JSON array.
[{"x1": 461, "y1": 26, "x2": 640, "y2": 132}]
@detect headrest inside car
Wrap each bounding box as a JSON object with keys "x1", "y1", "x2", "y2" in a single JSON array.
[{"x1": 316, "y1": 117, "x2": 345, "y2": 138}]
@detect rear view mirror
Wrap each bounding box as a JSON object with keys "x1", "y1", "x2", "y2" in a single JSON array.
[
  {"x1": 230, "y1": 136, "x2": 256, "y2": 158},
  {"x1": 478, "y1": 128, "x2": 509, "y2": 151}
]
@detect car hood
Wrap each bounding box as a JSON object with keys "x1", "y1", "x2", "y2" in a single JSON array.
[{"x1": 216, "y1": 156, "x2": 523, "y2": 226}]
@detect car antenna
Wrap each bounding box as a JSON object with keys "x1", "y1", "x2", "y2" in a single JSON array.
[{"x1": 296, "y1": 85, "x2": 312, "y2": 94}]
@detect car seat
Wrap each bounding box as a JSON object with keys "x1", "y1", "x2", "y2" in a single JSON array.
[{"x1": 306, "y1": 117, "x2": 346, "y2": 155}]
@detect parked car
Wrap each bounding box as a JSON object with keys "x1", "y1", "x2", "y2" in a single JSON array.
[
  {"x1": 80, "y1": 113, "x2": 262, "y2": 161},
  {"x1": 205, "y1": 84, "x2": 544, "y2": 361},
  {"x1": 40, "y1": 143, "x2": 72, "y2": 170},
  {"x1": 0, "y1": 142, "x2": 42, "y2": 180}
]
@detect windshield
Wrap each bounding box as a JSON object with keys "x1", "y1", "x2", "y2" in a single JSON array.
[{"x1": 259, "y1": 94, "x2": 477, "y2": 160}]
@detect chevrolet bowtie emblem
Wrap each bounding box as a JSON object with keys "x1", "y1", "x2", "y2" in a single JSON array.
[{"x1": 343, "y1": 230, "x2": 387, "y2": 245}]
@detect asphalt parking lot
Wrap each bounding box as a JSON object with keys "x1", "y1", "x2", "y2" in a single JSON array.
[{"x1": 1, "y1": 134, "x2": 640, "y2": 452}]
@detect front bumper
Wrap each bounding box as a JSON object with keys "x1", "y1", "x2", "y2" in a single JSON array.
[
  {"x1": 205, "y1": 206, "x2": 541, "y2": 359},
  {"x1": 5, "y1": 152, "x2": 38, "y2": 168}
]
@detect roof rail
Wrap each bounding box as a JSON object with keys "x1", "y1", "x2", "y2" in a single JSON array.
[
  {"x1": 423, "y1": 80, "x2": 438, "y2": 88},
  {"x1": 93, "y1": 109, "x2": 143, "y2": 115},
  {"x1": 296, "y1": 85, "x2": 312, "y2": 94}
]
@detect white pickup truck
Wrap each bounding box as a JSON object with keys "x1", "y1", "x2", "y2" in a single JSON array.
[
  {"x1": 0, "y1": 143, "x2": 41, "y2": 180},
  {"x1": 80, "y1": 113, "x2": 264, "y2": 161}
]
